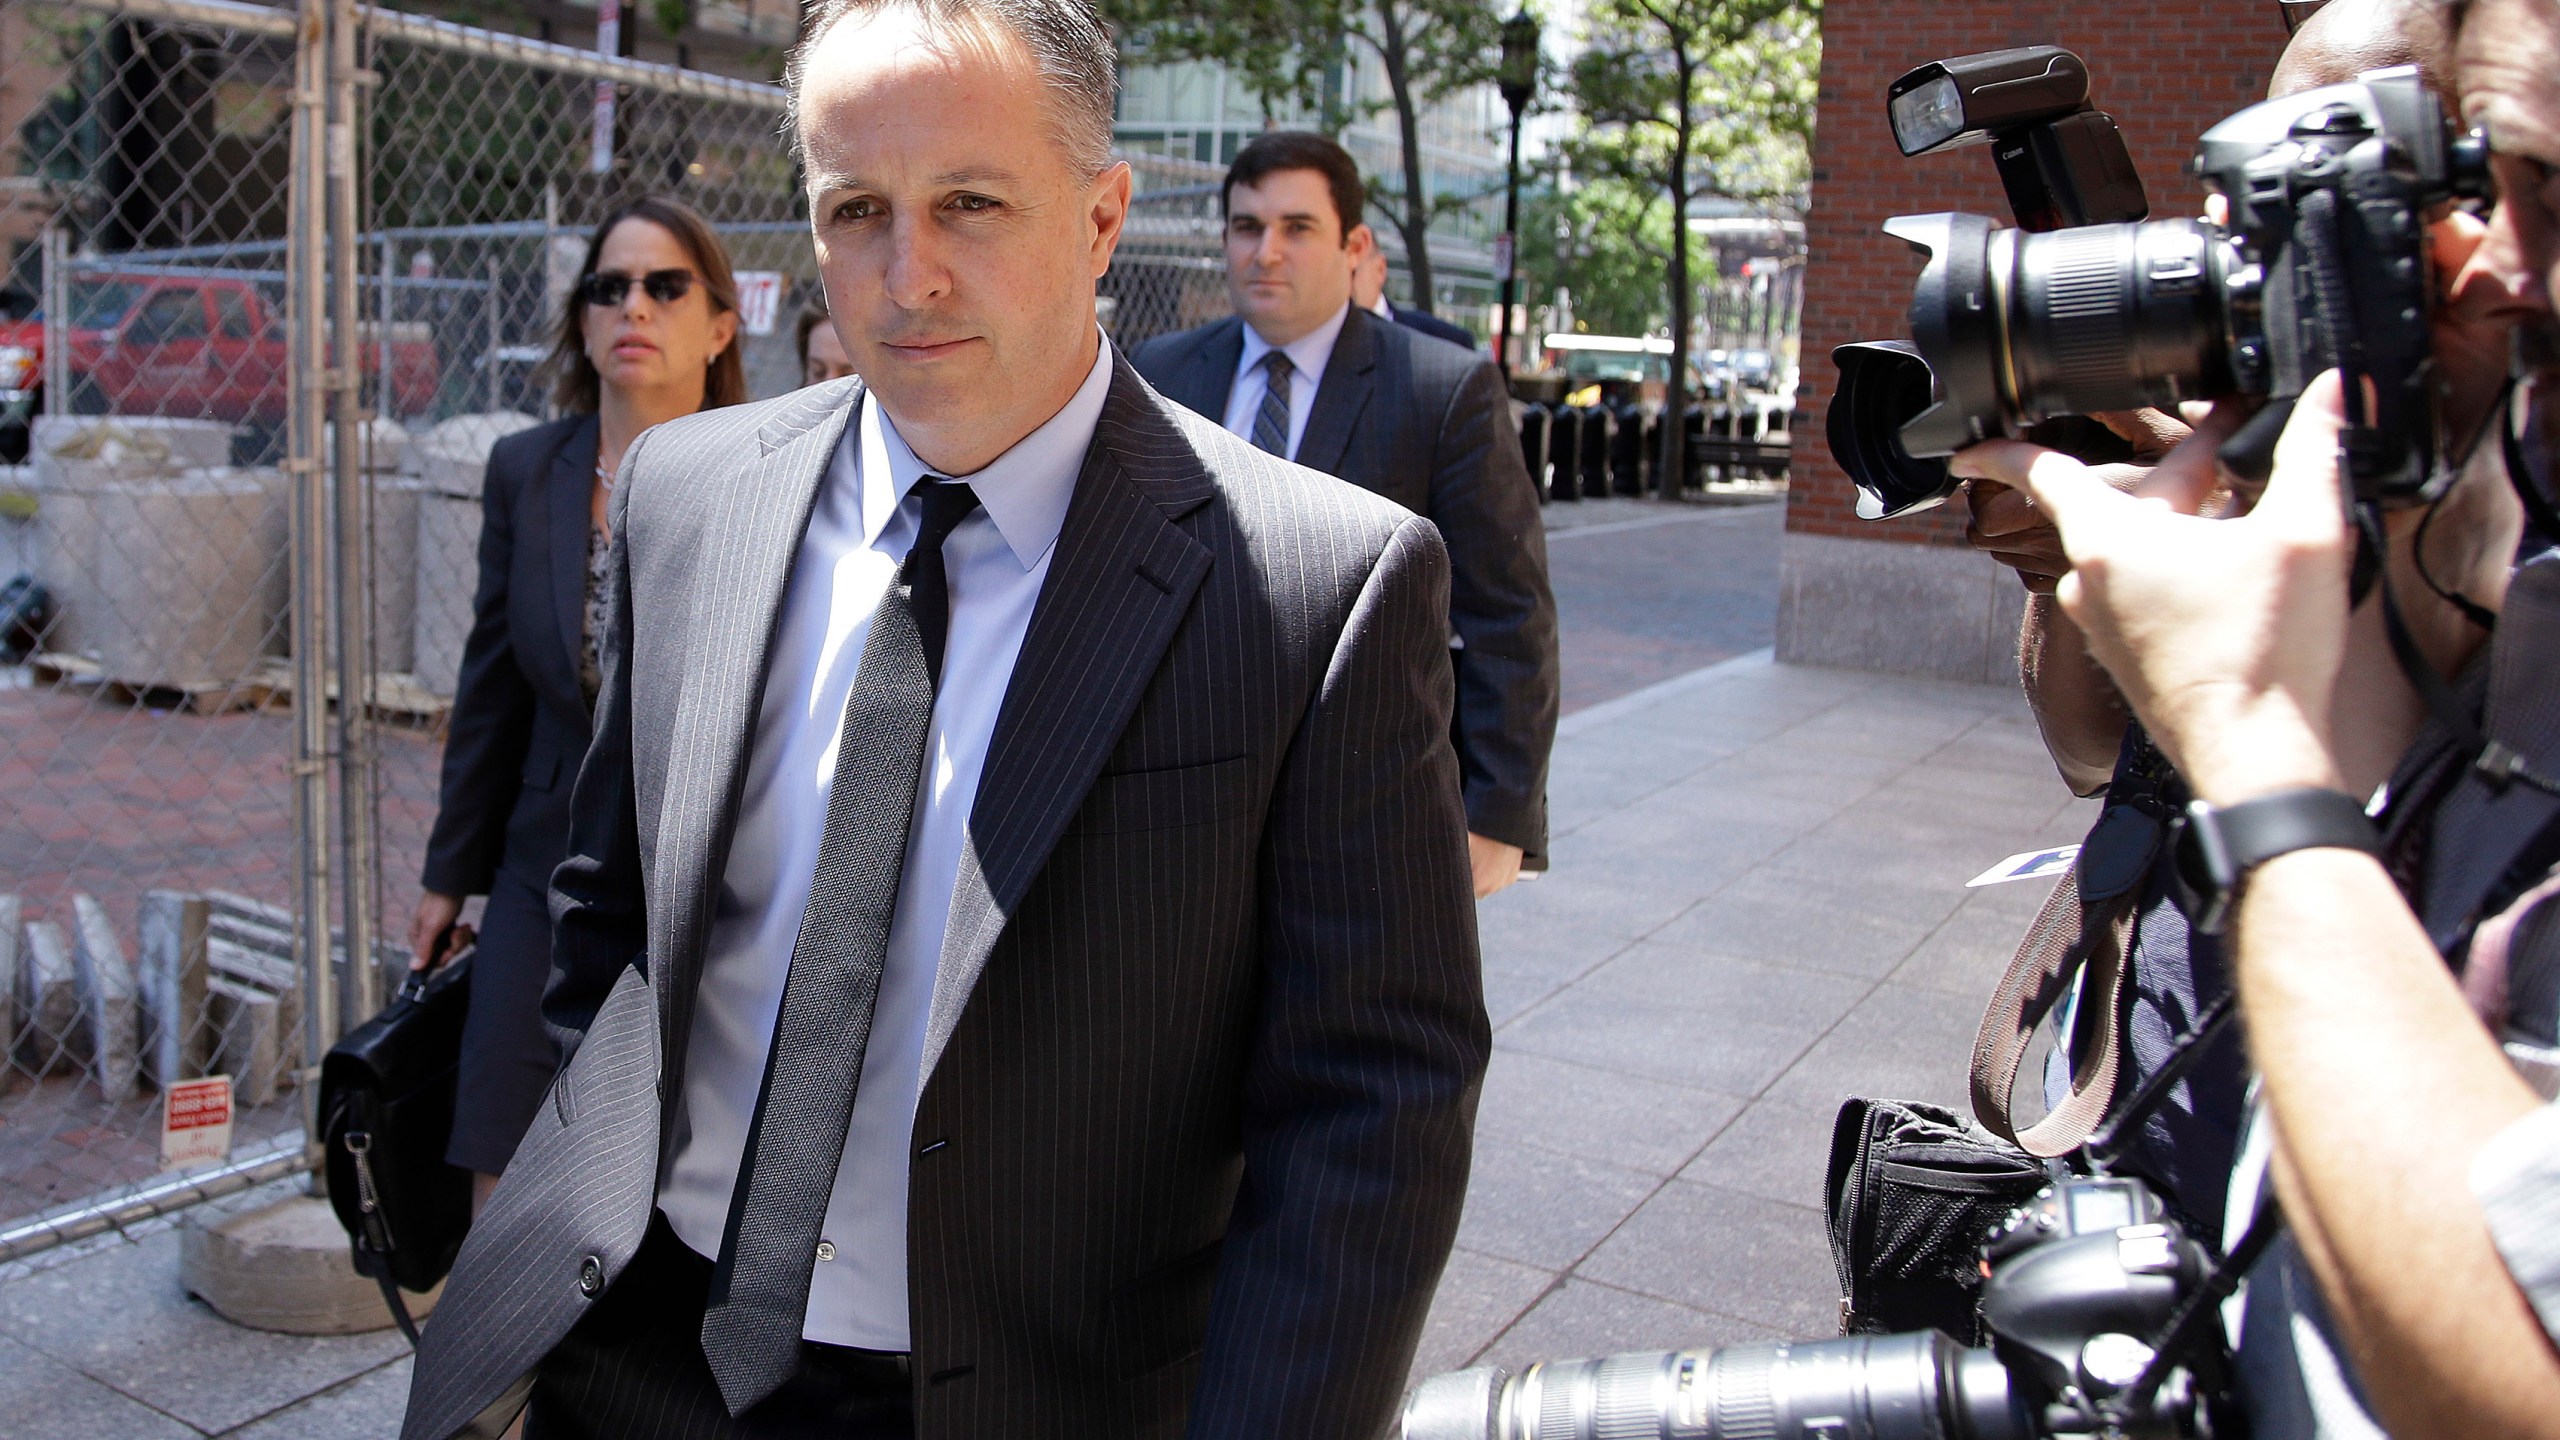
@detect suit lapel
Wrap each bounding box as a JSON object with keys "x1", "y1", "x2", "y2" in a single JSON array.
[
  {"x1": 1174, "y1": 317, "x2": 1246, "y2": 422},
  {"x1": 1295, "y1": 305, "x2": 1376, "y2": 475},
  {"x1": 920, "y1": 358, "x2": 1216, "y2": 1079},
  {"x1": 651, "y1": 381, "x2": 859, "y2": 1040},
  {"x1": 545, "y1": 414, "x2": 600, "y2": 698}
]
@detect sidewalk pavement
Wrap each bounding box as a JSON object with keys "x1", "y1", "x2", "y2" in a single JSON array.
[{"x1": 0, "y1": 648, "x2": 2092, "y2": 1438}]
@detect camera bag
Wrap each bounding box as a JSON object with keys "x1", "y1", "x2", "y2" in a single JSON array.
[
  {"x1": 1824, "y1": 1096, "x2": 2050, "y2": 1340},
  {"x1": 318, "y1": 950, "x2": 475, "y2": 1342},
  {"x1": 1826, "y1": 796, "x2": 2160, "y2": 1340}
]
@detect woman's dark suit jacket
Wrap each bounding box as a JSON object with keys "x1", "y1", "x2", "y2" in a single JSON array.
[{"x1": 420, "y1": 412, "x2": 600, "y2": 1173}]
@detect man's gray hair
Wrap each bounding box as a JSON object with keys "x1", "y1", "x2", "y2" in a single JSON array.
[{"x1": 785, "y1": 0, "x2": 1119, "y2": 179}]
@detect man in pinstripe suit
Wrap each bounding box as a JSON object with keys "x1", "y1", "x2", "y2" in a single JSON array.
[{"x1": 398, "y1": 3, "x2": 1488, "y2": 1439}]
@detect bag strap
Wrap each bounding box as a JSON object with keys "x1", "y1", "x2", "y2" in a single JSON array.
[
  {"x1": 372, "y1": 1270, "x2": 422, "y2": 1347},
  {"x1": 1970, "y1": 864, "x2": 2139, "y2": 1156}
]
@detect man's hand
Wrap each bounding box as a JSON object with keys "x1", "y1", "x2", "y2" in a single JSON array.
[
  {"x1": 1468, "y1": 833, "x2": 1523, "y2": 899},
  {"x1": 1950, "y1": 375, "x2": 2356, "y2": 806},
  {"x1": 1961, "y1": 408, "x2": 2192, "y2": 592},
  {"x1": 409, "y1": 890, "x2": 474, "y2": 972}
]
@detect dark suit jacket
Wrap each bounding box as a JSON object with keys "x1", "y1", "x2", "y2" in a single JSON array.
[
  {"x1": 419, "y1": 413, "x2": 600, "y2": 898},
  {"x1": 400, "y1": 359, "x2": 1490, "y2": 1440},
  {"x1": 1385, "y1": 301, "x2": 1477, "y2": 352},
  {"x1": 1130, "y1": 307, "x2": 1558, "y2": 853}
]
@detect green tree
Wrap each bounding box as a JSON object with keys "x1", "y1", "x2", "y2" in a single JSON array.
[
  {"x1": 1104, "y1": 0, "x2": 1505, "y2": 315},
  {"x1": 1565, "y1": 0, "x2": 1816, "y2": 494},
  {"x1": 1515, "y1": 167, "x2": 1679, "y2": 338}
]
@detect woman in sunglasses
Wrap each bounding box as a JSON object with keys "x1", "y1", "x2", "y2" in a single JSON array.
[{"x1": 409, "y1": 195, "x2": 743, "y2": 1207}]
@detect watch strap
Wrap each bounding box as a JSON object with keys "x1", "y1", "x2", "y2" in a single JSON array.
[{"x1": 2184, "y1": 787, "x2": 2379, "y2": 933}]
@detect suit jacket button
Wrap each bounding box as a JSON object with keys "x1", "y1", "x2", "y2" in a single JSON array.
[{"x1": 578, "y1": 1254, "x2": 604, "y2": 1297}]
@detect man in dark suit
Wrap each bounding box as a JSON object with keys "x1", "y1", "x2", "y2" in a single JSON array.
[
  {"x1": 1129, "y1": 131, "x2": 1558, "y2": 895},
  {"x1": 398, "y1": 4, "x2": 1487, "y2": 1439},
  {"x1": 1350, "y1": 242, "x2": 1478, "y2": 351}
]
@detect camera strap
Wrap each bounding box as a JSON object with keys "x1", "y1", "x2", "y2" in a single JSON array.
[
  {"x1": 2359, "y1": 502, "x2": 2560, "y2": 803},
  {"x1": 2503, "y1": 377, "x2": 2560, "y2": 547},
  {"x1": 2114, "y1": 1188, "x2": 2289, "y2": 1418}
]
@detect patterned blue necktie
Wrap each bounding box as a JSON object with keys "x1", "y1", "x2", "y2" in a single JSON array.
[{"x1": 1251, "y1": 349, "x2": 1293, "y2": 457}]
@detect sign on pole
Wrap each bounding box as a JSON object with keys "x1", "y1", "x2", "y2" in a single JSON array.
[
  {"x1": 161, "y1": 1075, "x2": 235, "y2": 1170},
  {"x1": 590, "y1": 0, "x2": 621, "y2": 175},
  {"x1": 734, "y1": 271, "x2": 784, "y2": 336}
]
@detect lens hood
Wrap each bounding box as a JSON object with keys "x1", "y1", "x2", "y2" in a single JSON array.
[{"x1": 1829, "y1": 341, "x2": 1957, "y2": 519}]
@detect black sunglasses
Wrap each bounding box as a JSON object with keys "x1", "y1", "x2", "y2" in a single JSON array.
[
  {"x1": 579, "y1": 268, "x2": 697, "y2": 309},
  {"x1": 2275, "y1": 0, "x2": 2332, "y2": 35}
]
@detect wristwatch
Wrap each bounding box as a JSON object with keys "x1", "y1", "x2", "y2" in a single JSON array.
[{"x1": 2178, "y1": 787, "x2": 2381, "y2": 935}]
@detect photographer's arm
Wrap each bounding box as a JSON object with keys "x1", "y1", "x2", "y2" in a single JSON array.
[
  {"x1": 1961, "y1": 409, "x2": 2187, "y2": 795},
  {"x1": 2235, "y1": 847, "x2": 2560, "y2": 1440},
  {"x1": 1967, "y1": 374, "x2": 2560, "y2": 1439},
  {"x1": 2016, "y1": 595, "x2": 2125, "y2": 796}
]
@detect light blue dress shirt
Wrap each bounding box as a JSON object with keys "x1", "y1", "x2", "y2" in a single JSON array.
[
  {"x1": 1219, "y1": 299, "x2": 1349, "y2": 462},
  {"x1": 658, "y1": 336, "x2": 1114, "y2": 1350}
]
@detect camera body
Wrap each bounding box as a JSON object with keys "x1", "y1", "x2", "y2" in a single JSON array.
[
  {"x1": 1401, "y1": 1176, "x2": 2228, "y2": 1440},
  {"x1": 1835, "y1": 65, "x2": 2492, "y2": 521}
]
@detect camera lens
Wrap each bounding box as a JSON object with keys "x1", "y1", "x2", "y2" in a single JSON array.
[
  {"x1": 1888, "y1": 213, "x2": 2240, "y2": 459},
  {"x1": 2003, "y1": 218, "x2": 2231, "y2": 421},
  {"x1": 1402, "y1": 1331, "x2": 2032, "y2": 1440}
]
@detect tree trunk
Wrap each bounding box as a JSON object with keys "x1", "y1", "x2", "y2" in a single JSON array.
[
  {"x1": 1659, "y1": 43, "x2": 1693, "y2": 500},
  {"x1": 1376, "y1": 0, "x2": 1437, "y2": 313}
]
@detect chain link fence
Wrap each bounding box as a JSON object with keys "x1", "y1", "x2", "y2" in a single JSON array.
[
  {"x1": 0, "y1": 0, "x2": 315, "y2": 1238},
  {"x1": 0, "y1": 0, "x2": 1234, "y2": 1256}
]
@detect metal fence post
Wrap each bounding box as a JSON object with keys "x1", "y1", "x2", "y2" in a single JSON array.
[
  {"x1": 288, "y1": 0, "x2": 337, "y2": 1176},
  {"x1": 327, "y1": 0, "x2": 378, "y2": 1037},
  {"x1": 41, "y1": 225, "x2": 69, "y2": 417}
]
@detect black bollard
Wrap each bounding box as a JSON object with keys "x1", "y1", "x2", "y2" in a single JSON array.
[
  {"x1": 1683, "y1": 404, "x2": 1708, "y2": 493},
  {"x1": 1576, "y1": 403, "x2": 1612, "y2": 501},
  {"x1": 1547, "y1": 404, "x2": 1583, "y2": 500},
  {"x1": 1610, "y1": 400, "x2": 1645, "y2": 497},
  {"x1": 1517, "y1": 402, "x2": 1551, "y2": 503}
]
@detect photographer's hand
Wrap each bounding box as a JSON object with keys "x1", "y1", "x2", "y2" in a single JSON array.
[
  {"x1": 1965, "y1": 370, "x2": 2560, "y2": 1440},
  {"x1": 1951, "y1": 380, "x2": 2347, "y2": 805}
]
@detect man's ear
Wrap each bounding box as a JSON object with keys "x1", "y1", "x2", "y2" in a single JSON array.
[
  {"x1": 1087, "y1": 161, "x2": 1133, "y2": 276},
  {"x1": 1346, "y1": 221, "x2": 1376, "y2": 258}
]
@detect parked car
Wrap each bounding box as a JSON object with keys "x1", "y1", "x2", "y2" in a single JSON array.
[{"x1": 0, "y1": 269, "x2": 439, "y2": 463}]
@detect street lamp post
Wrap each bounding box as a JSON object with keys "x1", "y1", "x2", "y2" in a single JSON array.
[{"x1": 1494, "y1": 10, "x2": 1540, "y2": 383}]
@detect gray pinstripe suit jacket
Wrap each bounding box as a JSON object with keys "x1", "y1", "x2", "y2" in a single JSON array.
[{"x1": 399, "y1": 354, "x2": 1491, "y2": 1440}]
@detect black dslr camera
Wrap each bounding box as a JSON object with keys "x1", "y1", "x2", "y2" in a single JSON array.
[
  {"x1": 1401, "y1": 1175, "x2": 2233, "y2": 1440},
  {"x1": 1833, "y1": 58, "x2": 2492, "y2": 521}
]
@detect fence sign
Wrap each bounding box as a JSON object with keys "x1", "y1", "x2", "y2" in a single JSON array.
[
  {"x1": 735, "y1": 271, "x2": 785, "y2": 336},
  {"x1": 162, "y1": 1076, "x2": 235, "y2": 1171}
]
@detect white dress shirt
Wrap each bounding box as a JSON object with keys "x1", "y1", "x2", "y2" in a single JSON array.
[
  {"x1": 657, "y1": 335, "x2": 1114, "y2": 1350},
  {"x1": 1219, "y1": 300, "x2": 1349, "y2": 462}
]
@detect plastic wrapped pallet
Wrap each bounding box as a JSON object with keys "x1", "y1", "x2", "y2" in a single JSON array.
[
  {"x1": 69, "y1": 468, "x2": 276, "y2": 690},
  {"x1": 406, "y1": 411, "x2": 533, "y2": 696}
]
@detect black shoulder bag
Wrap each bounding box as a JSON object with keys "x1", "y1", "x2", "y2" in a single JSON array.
[
  {"x1": 319, "y1": 951, "x2": 475, "y2": 1343},
  {"x1": 1826, "y1": 741, "x2": 2236, "y2": 1341}
]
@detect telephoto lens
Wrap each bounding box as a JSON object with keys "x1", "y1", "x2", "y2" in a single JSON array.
[{"x1": 1401, "y1": 1330, "x2": 2032, "y2": 1440}]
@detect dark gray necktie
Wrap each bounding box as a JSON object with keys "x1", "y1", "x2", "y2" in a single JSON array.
[
  {"x1": 1251, "y1": 349, "x2": 1292, "y2": 456},
  {"x1": 700, "y1": 478, "x2": 982, "y2": 1414}
]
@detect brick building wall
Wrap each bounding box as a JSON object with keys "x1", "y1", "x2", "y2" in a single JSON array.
[
  {"x1": 1791, "y1": 0, "x2": 2293, "y2": 544},
  {"x1": 1778, "y1": 0, "x2": 2294, "y2": 679}
]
